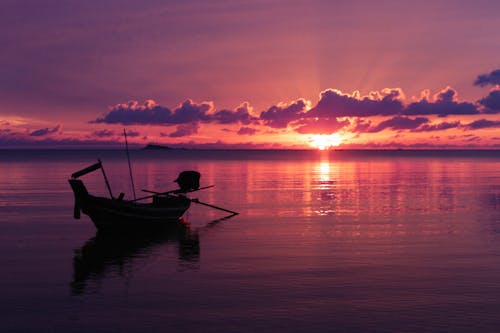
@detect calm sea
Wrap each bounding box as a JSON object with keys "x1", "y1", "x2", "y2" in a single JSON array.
[{"x1": 1, "y1": 149, "x2": 499, "y2": 332}]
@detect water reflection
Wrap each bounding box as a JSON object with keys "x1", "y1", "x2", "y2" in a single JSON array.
[
  {"x1": 308, "y1": 159, "x2": 486, "y2": 218},
  {"x1": 312, "y1": 162, "x2": 337, "y2": 215},
  {"x1": 70, "y1": 223, "x2": 199, "y2": 295}
]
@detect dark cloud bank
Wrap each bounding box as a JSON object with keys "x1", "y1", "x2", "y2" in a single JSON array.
[
  {"x1": 474, "y1": 69, "x2": 500, "y2": 87},
  {"x1": 93, "y1": 99, "x2": 258, "y2": 137},
  {"x1": 92, "y1": 69, "x2": 500, "y2": 137},
  {"x1": 30, "y1": 125, "x2": 61, "y2": 137},
  {"x1": 2, "y1": 70, "x2": 499, "y2": 148}
]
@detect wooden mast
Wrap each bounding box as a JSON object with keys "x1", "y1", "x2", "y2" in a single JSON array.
[{"x1": 124, "y1": 129, "x2": 136, "y2": 200}]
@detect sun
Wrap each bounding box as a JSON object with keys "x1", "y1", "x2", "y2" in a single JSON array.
[{"x1": 309, "y1": 134, "x2": 343, "y2": 150}]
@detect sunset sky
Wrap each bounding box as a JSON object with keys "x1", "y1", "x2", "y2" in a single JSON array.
[{"x1": 1, "y1": 0, "x2": 500, "y2": 149}]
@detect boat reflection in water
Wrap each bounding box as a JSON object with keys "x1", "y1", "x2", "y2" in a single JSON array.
[{"x1": 70, "y1": 222, "x2": 199, "y2": 295}]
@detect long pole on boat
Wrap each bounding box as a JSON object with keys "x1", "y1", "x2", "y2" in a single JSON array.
[
  {"x1": 190, "y1": 198, "x2": 239, "y2": 216},
  {"x1": 124, "y1": 129, "x2": 137, "y2": 200}
]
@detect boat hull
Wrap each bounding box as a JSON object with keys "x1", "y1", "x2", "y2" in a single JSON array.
[{"x1": 69, "y1": 179, "x2": 191, "y2": 231}]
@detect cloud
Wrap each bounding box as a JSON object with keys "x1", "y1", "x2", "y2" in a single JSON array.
[
  {"x1": 306, "y1": 88, "x2": 404, "y2": 118},
  {"x1": 125, "y1": 129, "x2": 140, "y2": 137},
  {"x1": 351, "y1": 118, "x2": 373, "y2": 133},
  {"x1": 30, "y1": 125, "x2": 61, "y2": 137},
  {"x1": 93, "y1": 100, "x2": 173, "y2": 125},
  {"x1": 0, "y1": 129, "x2": 126, "y2": 148},
  {"x1": 464, "y1": 119, "x2": 500, "y2": 130},
  {"x1": 93, "y1": 99, "x2": 213, "y2": 125},
  {"x1": 412, "y1": 121, "x2": 461, "y2": 132},
  {"x1": 474, "y1": 69, "x2": 500, "y2": 87},
  {"x1": 261, "y1": 85, "x2": 488, "y2": 132},
  {"x1": 434, "y1": 86, "x2": 457, "y2": 102},
  {"x1": 93, "y1": 99, "x2": 258, "y2": 128},
  {"x1": 170, "y1": 99, "x2": 213, "y2": 124},
  {"x1": 92, "y1": 129, "x2": 115, "y2": 137},
  {"x1": 93, "y1": 78, "x2": 499, "y2": 137},
  {"x1": 293, "y1": 118, "x2": 350, "y2": 134},
  {"x1": 466, "y1": 136, "x2": 481, "y2": 142},
  {"x1": 85, "y1": 68, "x2": 500, "y2": 144},
  {"x1": 404, "y1": 87, "x2": 478, "y2": 117},
  {"x1": 168, "y1": 122, "x2": 200, "y2": 137},
  {"x1": 211, "y1": 102, "x2": 258, "y2": 125},
  {"x1": 237, "y1": 127, "x2": 258, "y2": 135},
  {"x1": 478, "y1": 90, "x2": 500, "y2": 113},
  {"x1": 370, "y1": 116, "x2": 428, "y2": 132},
  {"x1": 351, "y1": 116, "x2": 430, "y2": 133},
  {"x1": 91, "y1": 128, "x2": 139, "y2": 138},
  {"x1": 260, "y1": 99, "x2": 309, "y2": 128}
]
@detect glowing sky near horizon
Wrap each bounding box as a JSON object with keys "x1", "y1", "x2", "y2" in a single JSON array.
[{"x1": 1, "y1": 0, "x2": 499, "y2": 148}]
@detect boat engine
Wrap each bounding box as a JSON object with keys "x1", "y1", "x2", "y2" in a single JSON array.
[{"x1": 175, "y1": 171, "x2": 200, "y2": 192}]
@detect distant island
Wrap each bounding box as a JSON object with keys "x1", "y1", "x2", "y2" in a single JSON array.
[{"x1": 143, "y1": 144, "x2": 173, "y2": 150}]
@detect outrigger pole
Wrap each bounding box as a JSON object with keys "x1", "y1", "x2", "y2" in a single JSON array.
[
  {"x1": 137, "y1": 187, "x2": 239, "y2": 216},
  {"x1": 190, "y1": 198, "x2": 239, "y2": 216},
  {"x1": 124, "y1": 129, "x2": 137, "y2": 200},
  {"x1": 131, "y1": 185, "x2": 215, "y2": 203}
]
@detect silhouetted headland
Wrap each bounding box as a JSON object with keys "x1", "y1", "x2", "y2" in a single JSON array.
[{"x1": 143, "y1": 143, "x2": 174, "y2": 150}]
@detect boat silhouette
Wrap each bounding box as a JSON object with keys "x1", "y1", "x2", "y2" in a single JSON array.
[{"x1": 69, "y1": 159, "x2": 237, "y2": 231}]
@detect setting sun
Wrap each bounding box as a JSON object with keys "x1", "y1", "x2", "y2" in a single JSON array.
[{"x1": 309, "y1": 134, "x2": 343, "y2": 150}]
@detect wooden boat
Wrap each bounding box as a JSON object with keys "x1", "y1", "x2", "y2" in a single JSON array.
[
  {"x1": 69, "y1": 178, "x2": 191, "y2": 230},
  {"x1": 69, "y1": 160, "x2": 196, "y2": 230},
  {"x1": 69, "y1": 158, "x2": 237, "y2": 231}
]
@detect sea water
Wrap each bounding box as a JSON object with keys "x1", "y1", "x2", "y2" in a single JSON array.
[{"x1": 0, "y1": 149, "x2": 499, "y2": 332}]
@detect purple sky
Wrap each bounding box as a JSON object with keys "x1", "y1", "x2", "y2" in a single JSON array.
[{"x1": 1, "y1": 0, "x2": 500, "y2": 148}]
